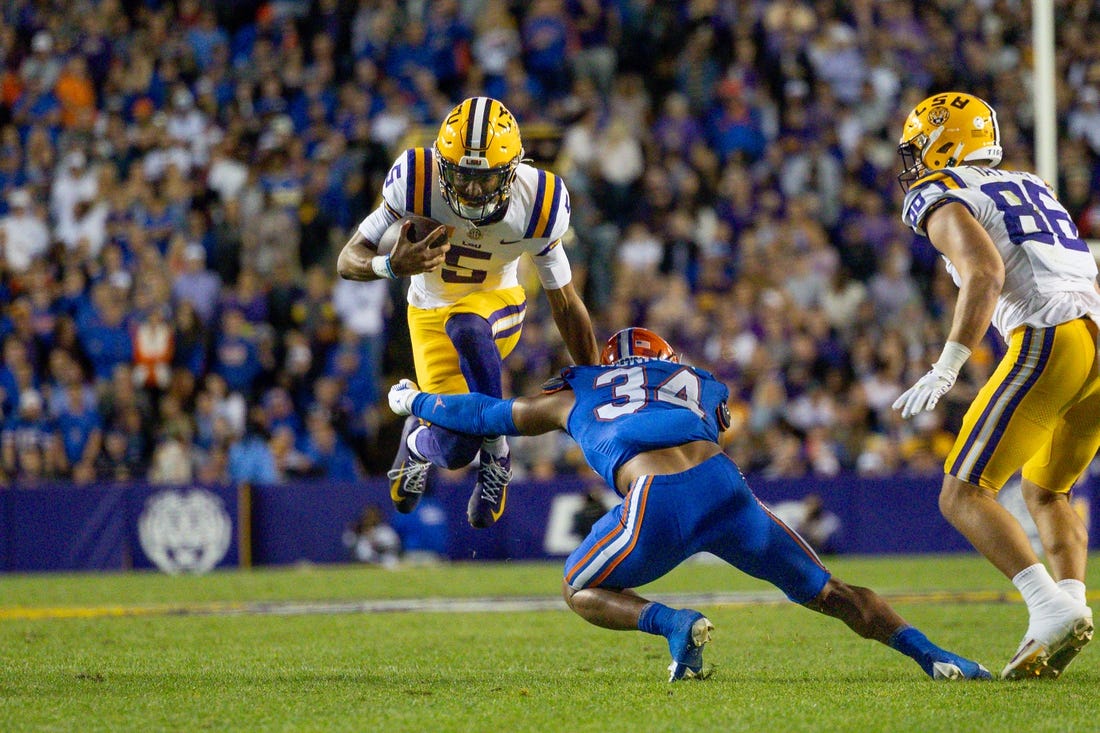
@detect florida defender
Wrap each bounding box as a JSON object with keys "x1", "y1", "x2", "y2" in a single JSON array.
[{"x1": 389, "y1": 327, "x2": 990, "y2": 681}]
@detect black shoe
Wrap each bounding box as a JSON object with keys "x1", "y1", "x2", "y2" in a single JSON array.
[
  {"x1": 466, "y1": 447, "x2": 512, "y2": 528},
  {"x1": 387, "y1": 416, "x2": 432, "y2": 514}
]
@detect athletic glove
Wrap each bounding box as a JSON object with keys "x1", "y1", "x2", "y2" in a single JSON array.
[
  {"x1": 388, "y1": 378, "x2": 421, "y2": 416},
  {"x1": 892, "y1": 342, "x2": 971, "y2": 419}
]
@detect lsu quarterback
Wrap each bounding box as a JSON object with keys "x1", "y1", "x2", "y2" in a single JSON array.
[
  {"x1": 337, "y1": 96, "x2": 599, "y2": 529},
  {"x1": 892, "y1": 92, "x2": 1100, "y2": 679}
]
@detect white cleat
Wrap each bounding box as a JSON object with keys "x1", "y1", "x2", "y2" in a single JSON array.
[{"x1": 1002, "y1": 611, "x2": 1093, "y2": 680}]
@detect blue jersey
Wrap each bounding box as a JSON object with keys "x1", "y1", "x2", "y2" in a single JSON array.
[{"x1": 560, "y1": 359, "x2": 730, "y2": 490}]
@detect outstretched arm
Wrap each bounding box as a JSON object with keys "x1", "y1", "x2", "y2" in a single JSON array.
[{"x1": 389, "y1": 380, "x2": 574, "y2": 436}]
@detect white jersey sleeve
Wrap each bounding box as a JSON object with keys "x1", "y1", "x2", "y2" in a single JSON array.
[
  {"x1": 521, "y1": 170, "x2": 573, "y2": 290},
  {"x1": 356, "y1": 148, "x2": 435, "y2": 246},
  {"x1": 532, "y1": 239, "x2": 573, "y2": 290}
]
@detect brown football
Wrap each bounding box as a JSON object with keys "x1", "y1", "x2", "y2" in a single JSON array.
[{"x1": 376, "y1": 215, "x2": 447, "y2": 254}]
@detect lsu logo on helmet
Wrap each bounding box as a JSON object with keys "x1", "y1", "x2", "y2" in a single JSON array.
[
  {"x1": 434, "y1": 97, "x2": 524, "y2": 223},
  {"x1": 897, "y1": 92, "x2": 1002, "y2": 190}
]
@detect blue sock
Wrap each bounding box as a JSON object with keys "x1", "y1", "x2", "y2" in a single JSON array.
[
  {"x1": 638, "y1": 602, "x2": 678, "y2": 636},
  {"x1": 888, "y1": 626, "x2": 941, "y2": 676}
]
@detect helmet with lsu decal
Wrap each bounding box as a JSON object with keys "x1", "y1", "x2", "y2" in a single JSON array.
[
  {"x1": 600, "y1": 327, "x2": 679, "y2": 366},
  {"x1": 434, "y1": 97, "x2": 524, "y2": 223},
  {"x1": 897, "y1": 92, "x2": 1002, "y2": 190}
]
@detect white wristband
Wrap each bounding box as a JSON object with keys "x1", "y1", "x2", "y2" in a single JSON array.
[
  {"x1": 934, "y1": 341, "x2": 971, "y2": 373},
  {"x1": 371, "y1": 255, "x2": 396, "y2": 280}
]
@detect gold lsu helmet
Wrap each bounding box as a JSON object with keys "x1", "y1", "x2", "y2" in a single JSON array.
[
  {"x1": 435, "y1": 97, "x2": 524, "y2": 222},
  {"x1": 897, "y1": 92, "x2": 1002, "y2": 190}
]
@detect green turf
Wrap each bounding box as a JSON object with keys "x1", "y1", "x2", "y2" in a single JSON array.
[{"x1": 1, "y1": 554, "x2": 1099, "y2": 732}]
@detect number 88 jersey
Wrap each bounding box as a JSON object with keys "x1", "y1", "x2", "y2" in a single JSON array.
[
  {"x1": 901, "y1": 165, "x2": 1100, "y2": 340},
  {"x1": 356, "y1": 147, "x2": 574, "y2": 309},
  {"x1": 558, "y1": 360, "x2": 731, "y2": 492}
]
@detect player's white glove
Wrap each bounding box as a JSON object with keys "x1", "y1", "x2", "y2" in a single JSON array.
[
  {"x1": 388, "y1": 378, "x2": 421, "y2": 416},
  {"x1": 892, "y1": 342, "x2": 971, "y2": 419}
]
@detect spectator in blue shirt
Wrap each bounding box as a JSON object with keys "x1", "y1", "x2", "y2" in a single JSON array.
[
  {"x1": 227, "y1": 417, "x2": 278, "y2": 485},
  {"x1": 213, "y1": 308, "x2": 261, "y2": 399},
  {"x1": 522, "y1": 0, "x2": 572, "y2": 97},
  {"x1": 1, "y1": 389, "x2": 61, "y2": 482},
  {"x1": 78, "y1": 293, "x2": 133, "y2": 382},
  {"x1": 54, "y1": 381, "x2": 103, "y2": 479},
  {"x1": 302, "y1": 409, "x2": 360, "y2": 482},
  {"x1": 187, "y1": 10, "x2": 230, "y2": 71}
]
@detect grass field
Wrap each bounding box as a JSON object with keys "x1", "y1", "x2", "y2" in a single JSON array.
[{"x1": 2, "y1": 554, "x2": 1099, "y2": 732}]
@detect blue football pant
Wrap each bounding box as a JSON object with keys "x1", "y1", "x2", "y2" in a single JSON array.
[{"x1": 564, "y1": 454, "x2": 831, "y2": 604}]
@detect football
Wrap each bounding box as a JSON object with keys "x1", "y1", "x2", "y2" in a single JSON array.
[{"x1": 376, "y1": 215, "x2": 447, "y2": 254}]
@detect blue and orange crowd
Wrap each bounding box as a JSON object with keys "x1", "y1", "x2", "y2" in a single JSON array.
[{"x1": 0, "y1": 0, "x2": 1098, "y2": 487}]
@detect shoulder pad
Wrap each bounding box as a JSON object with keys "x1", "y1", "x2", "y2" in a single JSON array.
[{"x1": 911, "y1": 169, "x2": 965, "y2": 191}]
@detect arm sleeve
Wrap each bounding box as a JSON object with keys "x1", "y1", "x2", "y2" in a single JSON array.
[{"x1": 411, "y1": 393, "x2": 520, "y2": 436}]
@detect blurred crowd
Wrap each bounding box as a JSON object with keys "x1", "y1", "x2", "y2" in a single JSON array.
[{"x1": 0, "y1": 0, "x2": 1099, "y2": 488}]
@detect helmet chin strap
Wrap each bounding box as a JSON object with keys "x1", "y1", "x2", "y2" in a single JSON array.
[{"x1": 945, "y1": 141, "x2": 965, "y2": 168}]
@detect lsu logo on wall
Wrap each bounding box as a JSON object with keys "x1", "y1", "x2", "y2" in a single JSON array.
[{"x1": 138, "y1": 489, "x2": 232, "y2": 574}]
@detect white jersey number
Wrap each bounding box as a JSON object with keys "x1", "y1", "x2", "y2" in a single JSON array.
[{"x1": 593, "y1": 366, "x2": 704, "y2": 420}]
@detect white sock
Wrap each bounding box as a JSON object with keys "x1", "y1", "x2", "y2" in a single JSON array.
[
  {"x1": 1012, "y1": 563, "x2": 1065, "y2": 613},
  {"x1": 1056, "y1": 578, "x2": 1088, "y2": 607},
  {"x1": 482, "y1": 436, "x2": 508, "y2": 458}
]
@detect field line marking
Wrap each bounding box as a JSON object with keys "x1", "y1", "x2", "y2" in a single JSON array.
[{"x1": 0, "y1": 589, "x2": 1032, "y2": 622}]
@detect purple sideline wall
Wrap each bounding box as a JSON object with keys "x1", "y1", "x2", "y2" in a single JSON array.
[{"x1": 0, "y1": 473, "x2": 1096, "y2": 572}]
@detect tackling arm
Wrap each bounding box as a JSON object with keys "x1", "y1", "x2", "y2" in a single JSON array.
[
  {"x1": 545, "y1": 281, "x2": 600, "y2": 365},
  {"x1": 390, "y1": 382, "x2": 574, "y2": 436}
]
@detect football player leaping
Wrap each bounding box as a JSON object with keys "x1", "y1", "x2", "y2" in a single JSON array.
[
  {"x1": 337, "y1": 97, "x2": 599, "y2": 528},
  {"x1": 387, "y1": 328, "x2": 991, "y2": 681},
  {"x1": 893, "y1": 92, "x2": 1100, "y2": 679}
]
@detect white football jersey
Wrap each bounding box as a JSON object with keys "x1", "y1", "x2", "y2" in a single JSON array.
[
  {"x1": 357, "y1": 147, "x2": 573, "y2": 309},
  {"x1": 902, "y1": 165, "x2": 1100, "y2": 340}
]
